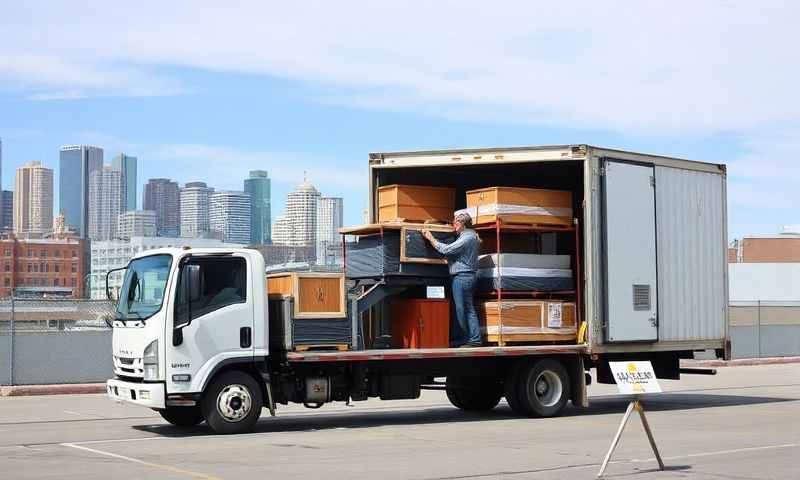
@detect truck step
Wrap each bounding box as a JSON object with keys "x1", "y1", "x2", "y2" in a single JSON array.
[{"x1": 294, "y1": 343, "x2": 350, "y2": 352}]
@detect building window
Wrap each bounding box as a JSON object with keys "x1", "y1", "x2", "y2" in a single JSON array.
[
  {"x1": 40, "y1": 250, "x2": 47, "y2": 258},
  {"x1": 55, "y1": 264, "x2": 60, "y2": 273},
  {"x1": 71, "y1": 250, "x2": 77, "y2": 258},
  {"x1": 71, "y1": 278, "x2": 76, "y2": 287},
  {"x1": 54, "y1": 250, "x2": 61, "y2": 257},
  {"x1": 27, "y1": 249, "x2": 33, "y2": 258},
  {"x1": 71, "y1": 264, "x2": 77, "y2": 273},
  {"x1": 3, "y1": 278, "x2": 8, "y2": 287},
  {"x1": 33, "y1": 264, "x2": 38, "y2": 273},
  {"x1": 4, "y1": 249, "x2": 10, "y2": 257},
  {"x1": 42, "y1": 263, "x2": 48, "y2": 273},
  {"x1": 3, "y1": 263, "x2": 8, "y2": 272},
  {"x1": 54, "y1": 278, "x2": 59, "y2": 286}
]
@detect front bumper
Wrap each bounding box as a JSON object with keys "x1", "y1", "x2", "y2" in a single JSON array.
[{"x1": 106, "y1": 379, "x2": 166, "y2": 409}]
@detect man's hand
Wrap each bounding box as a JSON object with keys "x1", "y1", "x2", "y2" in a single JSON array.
[{"x1": 421, "y1": 229, "x2": 435, "y2": 243}]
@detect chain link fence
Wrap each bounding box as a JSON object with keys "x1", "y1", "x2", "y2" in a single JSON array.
[{"x1": 0, "y1": 298, "x2": 116, "y2": 385}]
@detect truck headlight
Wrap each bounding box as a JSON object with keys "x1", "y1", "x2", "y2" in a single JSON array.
[{"x1": 143, "y1": 340, "x2": 159, "y2": 380}]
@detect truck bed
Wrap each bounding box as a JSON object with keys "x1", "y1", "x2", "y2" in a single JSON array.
[{"x1": 286, "y1": 344, "x2": 587, "y2": 363}]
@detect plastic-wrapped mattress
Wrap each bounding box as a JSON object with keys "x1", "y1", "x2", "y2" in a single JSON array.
[{"x1": 476, "y1": 253, "x2": 573, "y2": 292}]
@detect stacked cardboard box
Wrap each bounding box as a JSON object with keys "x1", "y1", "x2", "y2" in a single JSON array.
[
  {"x1": 459, "y1": 186, "x2": 572, "y2": 226},
  {"x1": 478, "y1": 299, "x2": 577, "y2": 344}
]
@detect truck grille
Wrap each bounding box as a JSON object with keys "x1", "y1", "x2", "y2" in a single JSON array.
[{"x1": 113, "y1": 356, "x2": 144, "y2": 377}]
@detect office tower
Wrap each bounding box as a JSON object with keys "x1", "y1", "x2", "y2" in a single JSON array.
[
  {"x1": 316, "y1": 197, "x2": 344, "y2": 265},
  {"x1": 59, "y1": 145, "x2": 103, "y2": 237},
  {"x1": 0, "y1": 191, "x2": 12, "y2": 231},
  {"x1": 285, "y1": 179, "x2": 320, "y2": 247},
  {"x1": 87, "y1": 166, "x2": 122, "y2": 241},
  {"x1": 180, "y1": 181, "x2": 213, "y2": 238},
  {"x1": 112, "y1": 153, "x2": 137, "y2": 211},
  {"x1": 14, "y1": 161, "x2": 53, "y2": 235},
  {"x1": 244, "y1": 170, "x2": 271, "y2": 245},
  {"x1": 272, "y1": 215, "x2": 291, "y2": 245},
  {"x1": 143, "y1": 178, "x2": 180, "y2": 237},
  {"x1": 117, "y1": 210, "x2": 157, "y2": 240},
  {"x1": 209, "y1": 191, "x2": 251, "y2": 244}
]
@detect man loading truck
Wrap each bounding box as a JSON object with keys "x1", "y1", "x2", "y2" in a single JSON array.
[{"x1": 422, "y1": 212, "x2": 482, "y2": 347}]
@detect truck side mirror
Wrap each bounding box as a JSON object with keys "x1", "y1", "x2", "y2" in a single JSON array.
[
  {"x1": 106, "y1": 267, "x2": 127, "y2": 304},
  {"x1": 174, "y1": 263, "x2": 201, "y2": 331}
]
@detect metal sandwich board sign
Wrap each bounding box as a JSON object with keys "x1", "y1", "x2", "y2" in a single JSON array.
[{"x1": 608, "y1": 361, "x2": 662, "y2": 395}]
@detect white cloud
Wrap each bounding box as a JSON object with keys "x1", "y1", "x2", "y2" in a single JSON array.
[{"x1": 2, "y1": 2, "x2": 799, "y2": 133}]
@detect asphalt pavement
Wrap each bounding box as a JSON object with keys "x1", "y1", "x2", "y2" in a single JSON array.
[{"x1": 0, "y1": 364, "x2": 798, "y2": 479}]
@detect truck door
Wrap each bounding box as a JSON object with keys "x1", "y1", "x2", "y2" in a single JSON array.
[
  {"x1": 166, "y1": 254, "x2": 254, "y2": 393},
  {"x1": 601, "y1": 159, "x2": 658, "y2": 342}
]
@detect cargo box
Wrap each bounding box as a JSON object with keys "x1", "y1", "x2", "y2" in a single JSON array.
[
  {"x1": 267, "y1": 272, "x2": 346, "y2": 319},
  {"x1": 462, "y1": 186, "x2": 572, "y2": 226},
  {"x1": 377, "y1": 184, "x2": 455, "y2": 223},
  {"x1": 478, "y1": 299, "x2": 577, "y2": 344}
]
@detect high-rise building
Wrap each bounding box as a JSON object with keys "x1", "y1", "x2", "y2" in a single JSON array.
[
  {"x1": 209, "y1": 190, "x2": 251, "y2": 244},
  {"x1": 272, "y1": 214, "x2": 292, "y2": 245},
  {"x1": 59, "y1": 145, "x2": 103, "y2": 237},
  {"x1": 244, "y1": 170, "x2": 271, "y2": 245},
  {"x1": 14, "y1": 161, "x2": 53, "y2": 236},
  {"x1": 316, "y1": 197, "x2": 344, "y2": 265},
  {"x1": 117, "y1": 210, "x2": 157, "y2": 240},
  {"x1": 285, "y1": 179, "x2": 320, "y2": 247},
  {"x1": 88, "y1": 166, "x2": 122, "y2": 241},
  {"x1": 180, "y1": 181, "x2": 213, "y2": 238},
  {"x1": 1, "y1": 191, "x2": 12, "y2": 232},
  {"x1": 111, "y1": 153, "x2": 137, "y2": 211},
  {"x1": 143, "y1": 178, "x2": 180, "y2": 237}
]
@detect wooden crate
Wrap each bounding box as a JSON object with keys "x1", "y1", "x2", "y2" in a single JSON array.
[
  {"x1": 478, "y1": 299, "x2": 577, "y2": 344},
  {"x1": 465, "y1": 187, "x2": 572, "y2": 226},
  {"x1": 266, "y1": 272, "x2": 346, "y2": 319},
  {"x1": 390, "y1": 298, "x2": 450, "y2": 348},
  {"x1": 377, "y1": 184, "x2": 455, "y2": 223}
]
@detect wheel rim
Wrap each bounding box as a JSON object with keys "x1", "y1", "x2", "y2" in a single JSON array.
[
  {"x1": 533, "y1": 370, "x2": 563, "y2": 407},
  {"x1": 216, "y1": 384, "x2": 252, "y2": 422}
]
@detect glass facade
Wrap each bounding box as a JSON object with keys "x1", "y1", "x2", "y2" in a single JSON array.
[
  {"x1": 112, "y1": 153, "x2": 138, "y2": 211},
  {"x1": 59, "y1": 145, "x2": 103, "y2": 237},
  {"x1": 243, "y1": 170, "x2": 271, "y2": 245}
]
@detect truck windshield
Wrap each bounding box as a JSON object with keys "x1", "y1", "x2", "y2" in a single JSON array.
[{"x1": 116, "y1": 254, "x2": 172, "y2": 323}]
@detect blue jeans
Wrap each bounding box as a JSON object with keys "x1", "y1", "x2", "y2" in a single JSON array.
[{"x1": 451, "y1": 272, "x2": 481, "y2": 345}]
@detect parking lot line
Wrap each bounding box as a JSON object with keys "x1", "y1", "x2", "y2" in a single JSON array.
[{"x1": 60, "y1": 442, "x2": 222, "y2": 480}]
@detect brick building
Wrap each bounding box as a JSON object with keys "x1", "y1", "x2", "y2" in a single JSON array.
[
  {"x1": 0, "y1": 235, "x2": 87, "y2": 298},
  {"x1": 729, "y1": 234, "x2": 800, "y2": 263}
]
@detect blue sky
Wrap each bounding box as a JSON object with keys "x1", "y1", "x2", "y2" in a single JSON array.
[{"x1": 2, "y1": 2, "x2": 799, "y2": 239}]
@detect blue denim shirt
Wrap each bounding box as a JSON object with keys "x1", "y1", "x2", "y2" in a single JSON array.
[{"x1": 432, "y1": 229, "x2": 479, "y2": 275}]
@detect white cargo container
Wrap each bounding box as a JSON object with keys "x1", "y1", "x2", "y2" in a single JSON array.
[{"x1": 368, "y1": 144, "x2": 728, "y2": 356}]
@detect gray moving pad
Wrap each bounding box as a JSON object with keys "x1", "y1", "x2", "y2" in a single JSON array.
[{"x1": 346, "y1": 231, "x2": 449, "y2": 278}]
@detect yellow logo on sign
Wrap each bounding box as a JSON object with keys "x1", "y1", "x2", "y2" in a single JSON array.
[{"x1": 627, "y1": 363, "x2": 638, "y2": 373}]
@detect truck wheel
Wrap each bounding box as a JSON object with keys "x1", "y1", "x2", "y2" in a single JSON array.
[
  {"x1": 445, "y1": 376, "x2": 502, "y2": 411},
  {"x1": 158, "y1": 406, "x2": 204, "y2": 427},
  {"x1": 516, "y1": 359, "x2": 570, "y2": 418},
  {"x1": 504, "y1": 363, "x2": 528, "y2": 416},
  {"x1": 202, "y1": 370, "x2": 263, "y2": 434}
]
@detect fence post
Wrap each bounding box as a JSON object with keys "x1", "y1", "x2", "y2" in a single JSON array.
[
  {"x1": 756, "y1": 300, "x2": 761, "y2": 359},
  {"x1": 9, "y1": 296, "x2": 14, "y2": 386}
]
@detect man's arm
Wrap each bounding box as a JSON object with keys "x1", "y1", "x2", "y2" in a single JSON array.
[{"x1": 430, "y1": 233, "x2": 468, "y2": 256}]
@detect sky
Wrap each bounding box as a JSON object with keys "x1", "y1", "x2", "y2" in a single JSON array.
[{"x1": 1, "y1": 1, "x2": 799, "y2": 239}]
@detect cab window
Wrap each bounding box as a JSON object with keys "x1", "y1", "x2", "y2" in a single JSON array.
[{"x1": 174, "y1": 256, "x2": 247, "y2": 323}]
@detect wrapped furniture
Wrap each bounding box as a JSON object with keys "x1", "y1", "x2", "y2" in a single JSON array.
[
  {"x1": 478, "y1": 299, "x2": 577, "y2": 344},
  {"x1": 476, "y1": 253, "x2": 573, "y2": 292},
  {"x1": 460, "y1": 186, "x2": 572, "y2": 226},
  {"x1": 377, "y1": 184, "x2": 455, "y2": 223}
]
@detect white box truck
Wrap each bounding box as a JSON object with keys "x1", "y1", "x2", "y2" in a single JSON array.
[{"x1": 106, "y1": 144, "x2": 728, "y2": 434}]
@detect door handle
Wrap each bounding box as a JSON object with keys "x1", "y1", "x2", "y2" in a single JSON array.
[{"x1": 240, "y1": 327, "x2": 252, "y2": 348}]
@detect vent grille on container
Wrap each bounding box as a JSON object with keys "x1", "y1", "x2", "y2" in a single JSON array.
[{"x1": 632, "y1": 284, "x2": 651, "y2": 311}]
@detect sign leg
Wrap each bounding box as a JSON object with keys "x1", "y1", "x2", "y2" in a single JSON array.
[
  {"x1": 597, "y1": 400, "x2": 636, "y2": 477},
  {"x1": 635, "y1": 400, "x2": 664, "y2": 470}
]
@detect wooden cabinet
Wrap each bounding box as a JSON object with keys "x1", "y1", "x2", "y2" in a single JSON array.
[
  {"x1": 465, "y1": 186, "x2": 572, "y2": 226},
  {"x1": 266, "y1": 272, "x2": 346, "y2": 319},
  {"x1": 478, "y1": 300, "x2": 577, "y2": 344},
  {"x1": 377, "y1": 184, "x2": 455, "y2": 223},
  {"x1": 390, "y1": 299, "x2": 450, "y2": 348}
]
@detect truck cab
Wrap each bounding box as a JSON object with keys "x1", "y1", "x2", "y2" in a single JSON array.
[{"x1": 107, "y1": 247, "x2": 269, "y2": 433}]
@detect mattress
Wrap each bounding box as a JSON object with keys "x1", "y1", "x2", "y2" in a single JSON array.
[
  {"x1": 268, "y1": 296, "x2": 355, "y2": 350},
  {"x1": 476, "y1": 253, "x2": 573, "y2": 292}
]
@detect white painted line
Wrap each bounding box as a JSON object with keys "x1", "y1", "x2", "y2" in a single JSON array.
[{"x1": 60, "y1": 442, "x2": 221, "y2": 480}]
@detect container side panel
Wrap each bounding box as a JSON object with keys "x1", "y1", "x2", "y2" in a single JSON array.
[{"x1": 655, "y1": 166, "x2": 725, "y2": 341}]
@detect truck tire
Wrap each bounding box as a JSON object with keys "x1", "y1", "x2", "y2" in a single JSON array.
[
  {"x1": 445, "y1": 376, "x2": 502, "y2": 411},
  {"x1": 504, "y1": 363, "x2": 528, "y2": 416},
  {"x1": 202, "y1": 370, "x2": 263, "y2": 434},
  {"x1": 516, "y1": 359, "x2": 570, "y2": 418},
  {"x1": 158, "y1": 406, "x2": 204, "y2": 427}
]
